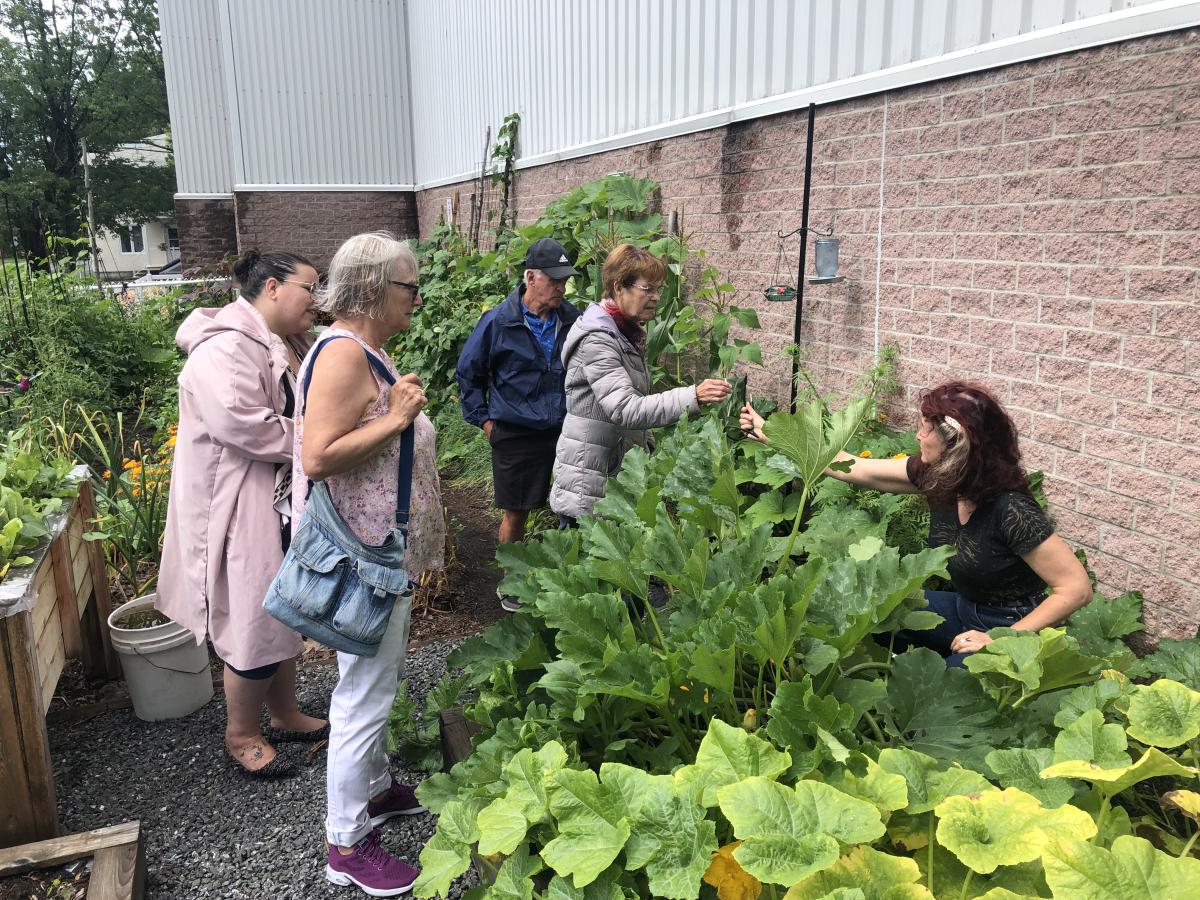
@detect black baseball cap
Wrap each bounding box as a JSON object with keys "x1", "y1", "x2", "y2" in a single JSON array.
[{"x1": 523, "y1": 238, "x2": 579, "y2": 279}]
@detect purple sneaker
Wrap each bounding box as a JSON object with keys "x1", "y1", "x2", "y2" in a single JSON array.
[
  {"x1": 326, "y1": 828, "x2": 418, "y2": 897},
  {"x1": 368, "y1": 776, "x2": 427, "y2": 827}
]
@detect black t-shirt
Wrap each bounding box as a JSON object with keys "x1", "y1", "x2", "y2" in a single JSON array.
[{"x1": 906, "y1": 456, "x2": 1054, "y2": 607}]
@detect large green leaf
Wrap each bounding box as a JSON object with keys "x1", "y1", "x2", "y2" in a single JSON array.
[
  {"x1": 674, "y1": 718, "x2": 791, "y2": 807},
  {"x1": 1065, "y1": 590, "x2": 1144, "y2": 667},
  {"x1": 915, "y1": 846, "x2": 1052, "y2": 900},
  {"x1": 807, "y1": 546, "x2": 953, "y2": 656},
  {"x1": 542, "y1": 768, "x2": 632, "y2": 888},
  {"x1": 885, "y1": 649, "x2": 1012, "y2": 770},
  {"x1": 1128, "y1": 636, "x2": 1200, "y2": 691},
  {"x1": 717, "y1": 777, "x2": 883, "y2": 886},
  {"x1": 1052, "y1": 709, "x2": 1131, "y2": 769},
  {"x1": 544, "y1": 870, "x2": 630, "y2": 900},
  {"x1": 582, "y1": 644, "x2": 671, "y2": 706},
  {"x1": 1124, "y1": 679, "x2": 1200, "y2": 748},
  {"x1": 1051, "y1": 675, "x2": 1129, "y2": 729},
  {"x1": 447, "y1": 614, "x2": 551, "y2": 682},
  {"x1": 594, "y1": 446, "x2": 659, "y2": 527},
  {"x1": 766, "y1": 678, "x2": 860, "y2": 777},
  {"x1": 1041, "y1": 835, "x2": 1200, "y2": 899},
  {"x1": 687, "y1": 638, "x2": 736, "y2": 696},
  {"x1": 643, "y1": 511, "x2": 708, "y2": 598},
  {"x1": 984, "y1": 748, "x2": 1074, "y2": 808},
  {"x1": 414, "y1": 797, "x2": 487, "y2": 898},
  {"x1": 877, "y1": 747, "x2": 995, "y2": 815},
  {"x1": 537, "y1": 590, "x2": 634, "y2": 669},
  {"x1": 1041, "y1": 747, "x2": 1197, "y2": 795},
  {"x1": 965, "y1": 628, "x2": 1102, "y2": 701},
  {"x1": 743, "y1": 489, "x2": 802, "y2": 529},
  {"x1": 935, "y1": 788, "x2": 1096, "y2": 874},
  {"x1": 795, "y1": 502, "x2": 889, "y2": 563},
  {"x1": 476, "y1": 744, "x2": 569, "y2": 856},
  {"x1": 782, "y1": 846, "x2": 933, "y2": 900},
  {"x1": 600, "y1": 764, "x2": 717, "y2": 899},
  {"x1": 483, "y1": 843, "x2": 544, "y2": 900},
  {"x1": 763, "y1": 396, "x2": 870, "y2": 486},
  {"x1": 827, "y1": 754, "x2": 910, "y2": 815},
  {"x1": 584, "y1": 519, "x2": 649, "y2": 600}
]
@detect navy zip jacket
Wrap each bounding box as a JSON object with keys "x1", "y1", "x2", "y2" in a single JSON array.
[{"x1": 456, "y1": 283, "x2": 582, "y2": 431}]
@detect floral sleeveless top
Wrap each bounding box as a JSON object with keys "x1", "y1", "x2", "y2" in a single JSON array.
[{"x1": 292, "y1": 329, "x2": 444, "y2": 579}]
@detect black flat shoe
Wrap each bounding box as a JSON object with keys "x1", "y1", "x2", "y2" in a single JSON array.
[
  {"x1": 227, "y1": 745, "x2": 299, "y2": 779},
  {"x1": 265, "y1": 721, "x2": 330, "y2": 744}
]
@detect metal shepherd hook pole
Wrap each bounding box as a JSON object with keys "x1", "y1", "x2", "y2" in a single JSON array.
[{"x1": 789, "y1": 103, "x2": 817, "y2": 412}]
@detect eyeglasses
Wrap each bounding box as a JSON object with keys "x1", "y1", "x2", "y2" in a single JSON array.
[
  {"x1": 389, "y1": 279, "x2": 420, "y2": 294},
  {"x1": 283, "y1": 279, "x2": 319, "y2": 296},
  {"x1": 632, "y1": 283, "x2": 662, "y2": 297}
]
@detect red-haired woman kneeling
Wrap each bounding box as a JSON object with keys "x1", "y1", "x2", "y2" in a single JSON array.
[{"x1": 742, "y1": 381, "x2": 1092, "y2": 667}]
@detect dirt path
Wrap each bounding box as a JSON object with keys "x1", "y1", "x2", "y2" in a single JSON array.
[{"x1": 409, "y1": 481, "x2": 506, "y2": 647}]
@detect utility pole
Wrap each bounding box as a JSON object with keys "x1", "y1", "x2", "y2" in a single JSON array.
[{"x1": 81, "y1": 139, "x2": 102, "y2": 284}]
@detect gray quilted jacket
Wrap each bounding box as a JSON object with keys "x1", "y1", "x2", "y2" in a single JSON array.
[{"x1": 550, "y1": 304, "x2": 698, "y2": 519}]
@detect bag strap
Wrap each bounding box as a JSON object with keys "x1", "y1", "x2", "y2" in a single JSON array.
[{"x1": 301, "y1": 334, "x2": 416, "y2": 534}]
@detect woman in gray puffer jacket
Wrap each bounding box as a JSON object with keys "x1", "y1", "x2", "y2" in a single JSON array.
[{"x1": 550, "y1": 244, "x2": 732, "y2": 521}]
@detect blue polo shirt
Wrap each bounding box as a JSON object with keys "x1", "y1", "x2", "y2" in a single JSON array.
[{"x1": 521, "y1": 302, "x2": 559, "y2": 362}]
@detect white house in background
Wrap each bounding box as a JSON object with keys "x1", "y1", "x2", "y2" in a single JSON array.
[{"x1": 88, "y1": 134, "x2": 179, "y2": 280}]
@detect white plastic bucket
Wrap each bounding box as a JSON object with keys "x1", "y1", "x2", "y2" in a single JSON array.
[{"x1": 107, "y1": 594, "x2": 214, "y2": 721}]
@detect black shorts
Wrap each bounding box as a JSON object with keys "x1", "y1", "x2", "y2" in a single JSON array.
[{"x1": 489, "y1": 422, "x2": 560, "y2": 511}]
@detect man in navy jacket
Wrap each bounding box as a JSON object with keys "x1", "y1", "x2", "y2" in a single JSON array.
[{"x1": 456, "y1": 238, "x2": 582, "y2": 611}]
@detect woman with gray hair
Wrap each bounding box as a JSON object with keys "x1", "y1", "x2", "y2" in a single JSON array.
[{"x1": 292, "y1": 232, "x2": 443, "y2": 895}]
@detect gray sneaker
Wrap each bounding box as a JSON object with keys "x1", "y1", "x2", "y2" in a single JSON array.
[{"x1": 498, "y1": 590, "x2": 520, "y2": 613}]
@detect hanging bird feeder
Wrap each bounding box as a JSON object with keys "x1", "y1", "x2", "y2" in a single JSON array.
[
  {"x1": 809, "y1": 236, "x2": 842, "y2": 284},
  {"x1": 763, "y1": 226, "x2": 803, "y2": 302}
]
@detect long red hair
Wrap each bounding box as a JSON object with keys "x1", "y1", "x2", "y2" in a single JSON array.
[{"x1": 909, "y1": 381, "x2": 1031, "y2": 506}]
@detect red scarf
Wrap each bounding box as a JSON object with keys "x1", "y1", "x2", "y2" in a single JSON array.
[{"x1": 600, "y1": 298, "x2": 645, "y2": 351}]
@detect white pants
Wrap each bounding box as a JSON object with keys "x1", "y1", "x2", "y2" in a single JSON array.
[{"x1": 325, "y1": 595, "x2": 412, "y2": 847}]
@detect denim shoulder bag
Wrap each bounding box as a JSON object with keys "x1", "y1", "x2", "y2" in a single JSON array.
[{"x1": 263, "y1": 335, "x2": 414, "y2": 656}]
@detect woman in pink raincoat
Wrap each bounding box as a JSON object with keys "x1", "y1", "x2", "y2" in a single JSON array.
[{"x1": 157, "y1": 250, "x2": 328, "y2": 777}]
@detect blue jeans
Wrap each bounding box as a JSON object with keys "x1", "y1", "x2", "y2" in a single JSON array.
[{"x1": 891, "y1": 590, "x2": 1038, "y2": 669}]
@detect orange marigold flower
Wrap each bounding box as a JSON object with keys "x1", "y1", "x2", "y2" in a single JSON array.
[
  {"x1": 859, "y1": 450, "x2": 872, "y2": 458},
  {"x1": 892, "y1": 452, "x2": 908, "y2": 460}
]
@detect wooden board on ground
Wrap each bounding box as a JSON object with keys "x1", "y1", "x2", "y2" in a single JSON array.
[
  {"x1": 0, "y1": 821, "x2": 144, "y2": 900},
  {"x1": 439, "y1": 707, "x2": 481, "y2": 774}
]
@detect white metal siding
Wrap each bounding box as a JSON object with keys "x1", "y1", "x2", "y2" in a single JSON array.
[
  {"x1": 405, "y1": 0, "x2": 1177, "y2": 187},
  {"x1": 160, "y1": 0, "x2": 235, "y2": 195},
  {"x1": 223, "y1": 0, "x2": 414, "y2": 186},
  {"x1": 162, "y1": 0, "x2": 1190, "y2": 194}
]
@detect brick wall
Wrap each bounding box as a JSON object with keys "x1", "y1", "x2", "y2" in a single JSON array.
[
  {"x1": 416, "y1": 28, "x2": 1200, "y2": 638},
  {"x1": 234, "y1": 191, "x2": 418, "y2": 269},
  {"x1": 175, "y1": 198, "x2": 237, "y2": 272}
]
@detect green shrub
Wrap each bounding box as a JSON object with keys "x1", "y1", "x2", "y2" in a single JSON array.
[{"x1": 0, "y1": 267, "x2": 186, "y2": 435}]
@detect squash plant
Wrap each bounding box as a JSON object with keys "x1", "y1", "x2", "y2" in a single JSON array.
[
  {"x1": 0, "y1": 427, "x2": 76, "y2": 580},
  {"x1": 412, "y1": 397, "x2": 1200, "y2": 898}
]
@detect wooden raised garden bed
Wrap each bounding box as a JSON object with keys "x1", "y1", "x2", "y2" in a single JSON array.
[
  {"x1": 0, "y1": 476, "x2": 120, "y2": 849},
  {"x1": 0, "y1": 821, "x2": 144, "y2": 900}
]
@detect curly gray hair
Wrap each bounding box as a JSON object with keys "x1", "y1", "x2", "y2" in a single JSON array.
[{"x1": 318, "y1": 231, "x2": 417, "y2": 320}]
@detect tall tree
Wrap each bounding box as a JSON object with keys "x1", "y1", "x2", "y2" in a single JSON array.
[{"x1": 0, "y1": 0, "x2": 170, "y2": 262}]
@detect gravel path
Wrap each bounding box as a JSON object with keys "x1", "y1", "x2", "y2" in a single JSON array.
[{"x1": 48, "y1": 639, "x2": 479, "y2": 899}]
